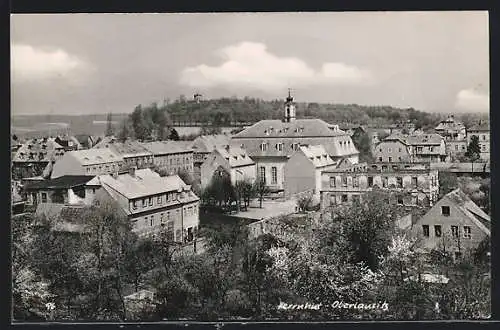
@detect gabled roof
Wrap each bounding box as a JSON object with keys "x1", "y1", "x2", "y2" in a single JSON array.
[
  {"x1": 92, "y1": 135, "x2": 118, "y2": 148},
  {"x1": 405, "y1": 134, "x2": 444, "y2": 145},
  {"x1": 24, "y1": 175, "x2": 96, "y2": 190},
  {"x1": 233, "y1": 119, "x2": 347, "y2": 139},
  {"x1": 142, "y1": 140, "x2": 194, "y2": 155},
  {"x1": 68, "y1": 148, "x2": 123, "y2": 165},
  {"x1": 215, "y1": 146, "x2": 255, "y2": 168},
  {"x1": 101, "y1": 140, "x2": 152, "y2": 158},
  {"x1": 99, "y1": 168, "x2": 199, "y2": 200},
  {"x1": 445, "y1": 188, "x2": 490, "y2": 235},
  {"x1": 192, "y1": 135, "x2": 231, "y2": 153},
  {"x1": 13, "y1": 137, "x2": 65, "y2": 162},
  {"x1": 298, "y1": 145, "x2": 336, "y2": 168},
  {"x1": 468, "y1": 122, "x2": 490, "y2": 132}
]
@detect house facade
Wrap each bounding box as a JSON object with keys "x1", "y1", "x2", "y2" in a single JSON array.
[
  {"x1": 435, "y1": 115, "x2": 467, "y2": 141},
  {"x1": 320, "y1": 162, "x2": 439, "y2": 211},
  {"x1": 412, "y1": 188, "x2": 490, "y2": 258},
  {"x1": 191, "y1": 134, "x2": 232, "y2": 169},
  {"x1": 94, "y1": 140, "x2": 154, "y2": 170},
  {"x1": 373, "y1": 138, "x2": 412, "y2": 163},
  {"x1": 96, "y1": 167, "x2": 200, "y2": 242},
  {"x1": 24, "y1": 175, "x2": 95, "y2": 207},
  {"x1": 231, "y1": 91, "x2": 359, "y2": 192},
  {"x1": 284, "y1": 145, "x2": 337, "y2": 199},
  {"x1": 200, "y1": 146, "x2": 256, "y2": 189},
  {"x1": 51, "y1": 148, "x2": 125, "y2": 178},
  {"x1": 142, "y1": 141, "x2": 194, "y2": 175},
  {"x1": 467, "y1": 121, "x2": 490, "y2": 162}
]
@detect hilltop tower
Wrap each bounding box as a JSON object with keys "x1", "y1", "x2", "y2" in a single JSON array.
[{"x1": 284, "y1": 88, "x2": 296, "y2": 123}]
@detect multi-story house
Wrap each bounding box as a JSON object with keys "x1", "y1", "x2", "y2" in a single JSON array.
[
  {"x1": 142, "y1": 141, "x2": 194, "y2": 175},
  {"x1": 320, "y1": 162, "x2": 439, "y2": 211},
  {"x1": 51, "y1": 148, "x2": 125, "y2": 178},
  {"x1": 412, "y1": 188, "x2": 490, "y2": 259},
  {"x1": 191, "y1": 134, "x2": 231, "y2": 171},
  {"x1": 374, "y1": 133, "x2": 447, "y2": 163},
  {"x1": 373, "y1": 137, "x2": 412, "y2": 163},
  {"x1": 94, "y1": 167, "x2": 200, "y2": 241},
  {"x1": 434, "y1": 115, "x2": 467, "y2": 159},
  {"x1": 435, "y1": 115, "x2": 467, "y2": 141},
  {"x1": 467, "y1": 121, "x2": 490, "y2": 161},
  {"x1": 94, "y1": 140, "x2": 154, "y2": 170},
  {"x1": 12, "y1": 137, "x2": 66, "y2": 180},
  {"x1": 200, "y1": 145, "x2": 256, "y2": 189},
  {"x1": 231, "y1": 91, "x2": 359, "y2": 192},
  {"x1": 284, "y1": 145, "x2": 337, "y2": 199},
  {"x1": 24, "y1": 175, "x2": 96, "y2": 207},
  {"x1": 74, "y1": 134, "x2": 100, "y2": 149}
]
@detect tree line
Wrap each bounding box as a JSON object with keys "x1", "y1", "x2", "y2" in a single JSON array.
[{"x1": 12, "y1": 190, "x2": 490, "y2": 321}]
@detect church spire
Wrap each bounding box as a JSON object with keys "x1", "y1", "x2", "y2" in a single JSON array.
[{"x1": 284, "y1": 88, "x2": 296, "y2": 122}]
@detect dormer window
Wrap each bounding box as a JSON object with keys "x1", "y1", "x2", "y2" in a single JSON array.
[
  {"x1": 264, "y1": 130, "x2": 269, "y2": 136},
  {"x1": 233, "y1": 156, "x2": 237, "y2": 160}
]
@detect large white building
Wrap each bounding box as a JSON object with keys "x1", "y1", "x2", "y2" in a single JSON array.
[{"x1": 231, "y1": 91, "x2": 359, "y2": 192}]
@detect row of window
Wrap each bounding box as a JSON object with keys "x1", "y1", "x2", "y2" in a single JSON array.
[
  {"x1": 260, "y1": 142, "x2": 301, "y2": 152},
  {"x1": 259, "y1": 166, "x2": 278, "y2": 184},
  {"x1": 329, "y1": 193, "x2": 419, "y2": 206},
  {"x1": 422, "y1": 224, "x2": 471, "y2": 239},
  {"x1": 156, "y1": 156, "x2": 193, "y2": 166},
  {"x1": 378, "y1": 156, "x2": 403, "y2": 162},
  {"x1": 140, "y1": 206, "x2": 199, "y2": 227},
  {"x1": 131, "y1": 192, "x2": 190, "y2": 209},
  {"x1": 85, "y1": 162, "x2": 121, "y2": 174},
  {"x1": 329, "y1": 175, "x2": 430, "y2": 189}
]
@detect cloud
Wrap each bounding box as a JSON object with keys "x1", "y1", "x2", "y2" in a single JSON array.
[
  {"x1": 11, "y1": 44, "x2": 91, "y2": 82},
  {"x1": 180, "y1": 42, "x2": 373, "y2": 91},
  {"x1": 455, "y1": 88, "x2": 489, "y2": 112}
]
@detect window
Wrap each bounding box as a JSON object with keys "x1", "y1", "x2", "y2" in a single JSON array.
[
  {"x1": 86, "y1": 167, "x2": 91, "y2": 173},
  {"x1": 41, "y1": 193, "x2": 47, "y2": 203},
  {"x1": 160, "y1": 213, "x2": 164, "y2": 224},
  {"x1": 341, "y1": 194, "x2": 348, "y2": 202},
  {"x1": 342, "y1": 176, "x2": 347, "y2": 187},
  {"x1": 166, "y1": 221, "x2": 175, "y2": 241},
  {"x1": 441, "y1": 206, "x2": 450, "y2": 216},
  {"x1": 259, "y1": 166, "x2": 266, "y2": 183},
  {"x1": 330, "y1": 177, "x2": 336, "y2": 187},
  {"x1": 434, "y1": 225, "x2": 442, "y2": 237},
  {"x1": 455, "y1": 145, "x2": 459, "y2": 151},
  {"x1": 260, "y1": 142, "x2": 268, "y2": 151},
  {"x1": 150, "y1": 216, "x2": 154, "y2": 227},
  {"x1": 451, "y1": 225, "x2": 459, "y2": 238},
  {"x1": 379, "y1": 157, "x2": 383, "y2": 162},
  {"x1": 353, "y1": 177, "x2": 359, "y2": 187},
  {"x1": 157, "y1": 196, "x2": 162, "y2": 204},
  {"x1": 149, "y1": 197, "x2": 153, "y2": 206},
  {"x1": 398, "y1": 148, "x2": 402, "y2": 152},
  {"x1": 463, "y1": 226, "x2": 471, "y2": 239},
  {"x1": 368, "y1": 176, "x2": 373, "y2": 187},
  {"x1": 412, "y1": 177, "x2": 418, "y2": 188},
  {"x1": 142, "y1": 199, "x2": 147, "y2": 207},
  {"x1": 271, "y1": 167, "x2": 277, "y2": 184},
  {"x1": 276, "y1": 143, "x2": 283, "y2": 151},
  {"x1": 330, "y1": 195, "x2": 337, "y2": 205},
  {"x1": 132, "y1": 200, "x2": 137, "y2": 209},
  {"x1": 382, "y1": 177, "x2": 388, "y2": 188},
  {"x1": 396, "y1": 177, "x2": 403, "y2": 188},
  {"x1": 397, "y1": 196, "x2": 404, "y2": 205},
  {"x1": 388, "y1": 148, "x2": 392, "y2": 153},
  {"x1": 422, "y1": 225, "x2": 429, "y2": 237}
]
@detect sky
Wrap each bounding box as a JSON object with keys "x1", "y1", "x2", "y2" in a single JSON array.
[{"x1": 10, "y1": 11, "x2": 489, "y2": 115}]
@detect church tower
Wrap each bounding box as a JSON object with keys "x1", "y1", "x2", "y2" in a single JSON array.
[{"x1": 284, "y1": 88, "x2": 296, "y2": 122}]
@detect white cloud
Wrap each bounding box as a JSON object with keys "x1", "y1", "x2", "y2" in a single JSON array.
[
  {"x1": 11, "y1": 44, "x2": 91, "y2": 82},
  {"x1": 180, "y1": 41, "x2": 373, "y2": 91},
  {"x1": 455, "y1": 88, "x2": 489, "y2": 112}
]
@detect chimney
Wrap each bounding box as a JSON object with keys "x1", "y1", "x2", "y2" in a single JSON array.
[
  {"x1": 129, "y1": 166, "x2": 136, "y2": 177},
  {"x1": 112, "y1": 172, "x2": 118, "y2": 179}
]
